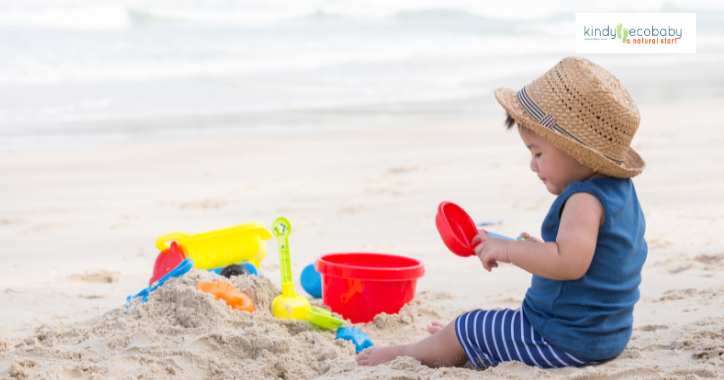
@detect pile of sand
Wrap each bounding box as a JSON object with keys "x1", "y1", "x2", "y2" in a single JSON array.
[
  {"x1": 2, "y1": 271, "x2": 352, "y2": 379},
  {"x1": 2, "y1": 270, "x2": 723, "y2": 379},
  {"x1": 1, "y1": 270, "x2": 469, "y2": 379}
]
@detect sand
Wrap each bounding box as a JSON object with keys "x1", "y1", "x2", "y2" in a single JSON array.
[
  {"x1": 1, "y1": 98, "x2": 724, "y2": 379},
  {"x1": 2, "y1": 270, "x2": 722, "y2": 379}
]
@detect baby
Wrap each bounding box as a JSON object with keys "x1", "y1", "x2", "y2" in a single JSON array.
[{"x1": 357, "y1": 57, "x2": 647, "y2": 369}]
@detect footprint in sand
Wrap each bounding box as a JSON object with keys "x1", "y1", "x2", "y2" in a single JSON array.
[
  {"x1": 636, "y1": 324, "x2": 669, "y2": 332},
  {"x1": 667, "y1": 263, "x2": 693, "y2": 274},
  {"x1": 78, "y1": 294, "x2": 105, "y2": 299},
  {"x1": 654, "y1": 253, "x2": 724, "y2": 275},
  {"x1": 0, "y1": 218, "x2": 15, "y2": 226},
  {"x1": 672, "y1": 323, "x2": 724, "y2": 362},
  {"x1": 68, "y1": 271, "x2": 119, "y2": 284},
  {"x1": 694, "y1": 253, "x2": 724, "y2": 266},
  {"x1": 656, "y1": 288, "x2": 698, "y2": 302}
]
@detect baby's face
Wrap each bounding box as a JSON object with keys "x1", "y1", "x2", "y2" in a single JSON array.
[{"x1": 517, "y1": 127, "x2": 595, "y2": 195}]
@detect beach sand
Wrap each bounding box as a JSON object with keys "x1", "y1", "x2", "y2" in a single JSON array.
[{"x1": 1, "y1": 97, "x2": 723, "y2": 379}]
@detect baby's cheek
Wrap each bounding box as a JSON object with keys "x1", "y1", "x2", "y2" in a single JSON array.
[{"x1": 536, "y1": 163, "x2": 544, "y2": 176}]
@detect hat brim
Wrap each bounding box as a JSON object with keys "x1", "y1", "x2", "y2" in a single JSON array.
[{"x1": 494, "y1": 87, "x2": 645, "y2": 178}]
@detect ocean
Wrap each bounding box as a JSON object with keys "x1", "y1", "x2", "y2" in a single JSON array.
[{"x1": 1, "y1": 0, "x2": 722, "y2": 149}]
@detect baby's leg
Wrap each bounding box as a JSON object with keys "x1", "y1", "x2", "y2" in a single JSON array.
[{"x1": 356, "y1": 320, "x2": 467, "y2": 367}]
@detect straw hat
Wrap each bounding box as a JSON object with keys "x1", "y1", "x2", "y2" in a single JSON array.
[{"x1": 495, "y1": 56, "x2": 644, "y2": 178}]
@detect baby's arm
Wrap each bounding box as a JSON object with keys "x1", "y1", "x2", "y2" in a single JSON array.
[{"x1": 476, "y1": 193, "x2": 603, "y2": 280}]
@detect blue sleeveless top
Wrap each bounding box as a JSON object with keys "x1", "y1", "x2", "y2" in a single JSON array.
[{"x1": 522, "y1": 177, "x2": 647, "y2": 362}]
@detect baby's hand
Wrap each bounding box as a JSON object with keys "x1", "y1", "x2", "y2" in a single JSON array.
[{"x1": 473, "y1": 232, "x2": 512, "y2": 272}]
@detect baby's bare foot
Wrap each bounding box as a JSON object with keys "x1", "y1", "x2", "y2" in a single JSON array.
[
  {"x1": 427, "y1": 321, "x2": 444, "y2": 334},
  {"x1": 356, "y1": 345, "x2": 405, "y2": 366}
]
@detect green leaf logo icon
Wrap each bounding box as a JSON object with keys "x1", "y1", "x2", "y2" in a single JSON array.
[{"x1": 615, "y1": 22, "x2": 628, "y2": 43}]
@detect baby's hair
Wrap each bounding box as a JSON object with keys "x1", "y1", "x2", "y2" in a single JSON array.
[{"x1": 504, "y1": 112, "x2": 516, "y2": 130}]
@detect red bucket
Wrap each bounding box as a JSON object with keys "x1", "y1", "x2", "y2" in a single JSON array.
[{"x1": 316, "y1": 253, "x2": 425, "y2": 323}]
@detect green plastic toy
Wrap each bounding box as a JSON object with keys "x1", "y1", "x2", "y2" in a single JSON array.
[{"x1": 270, "y1": 217, "x2": 343, "y2": 330}]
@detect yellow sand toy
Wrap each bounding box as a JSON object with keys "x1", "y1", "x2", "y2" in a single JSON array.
[
  {"x1": 271, "y1": 217, "x2": 344, "y2": 331},
  {"x1": 155, "y1": 223, "x2": 272, "y2": 270}
]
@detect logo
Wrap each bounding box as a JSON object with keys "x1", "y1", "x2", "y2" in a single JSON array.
[{"x1": 576, "y1": 13, "x2": 696, "y2": 54}]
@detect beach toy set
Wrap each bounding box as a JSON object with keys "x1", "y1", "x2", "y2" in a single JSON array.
[
  {"x1": 129, "y1": 215, "x2": 435, "y2": 353},
  {"x1": 149, "y1": 223, "x2": 271, "y2": 284},
  {"x1": 121, "y1": 196, "x2": 527, "y2": 357},
  {"x1": 129, "y1": 205, "x2": 492, "y2": 322},
  {"x1": 130, "y1": 217, "x2": 371, "y2": 351}
]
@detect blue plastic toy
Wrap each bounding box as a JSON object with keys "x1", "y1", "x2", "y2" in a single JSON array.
[
  {"x1": 336, "y1": 326, "x2": 374, "y2": 353},
  {"x1": 300, "y1": 262, "x2": 322, "y2": 299},
  {"x1": 126, "y1": 259, "x2": 193, "y2": 307},
  {"x1": 485, "y1": 231, "x2": 514, "y2": 240}
]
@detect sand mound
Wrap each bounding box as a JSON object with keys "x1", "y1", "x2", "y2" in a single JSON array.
[
  {"x1": 2, "y1": 271, "x2": 723, "y2": 379},
  {"x1": 2, "y1": 271, "x2": 353, "y2": 379}
]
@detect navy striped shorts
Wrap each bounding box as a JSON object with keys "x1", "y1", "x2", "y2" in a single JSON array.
[{"x1": 454, "y1": 308, "x2": 588, "y2": 369}]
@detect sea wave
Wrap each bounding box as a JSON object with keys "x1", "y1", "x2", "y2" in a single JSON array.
[
  {"x1": 0, "y1": 3, "x2": 570, "y2": 34},
  {"x1": 1, "y1": 0, "x2": 722, "y2": 32}
]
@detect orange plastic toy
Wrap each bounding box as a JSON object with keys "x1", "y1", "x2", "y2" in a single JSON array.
[{"x1": 197, "y1": 280, "x2": 255, "y2": 313}]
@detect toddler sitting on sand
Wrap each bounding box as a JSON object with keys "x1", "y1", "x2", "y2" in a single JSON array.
[{"x1": 357, "y1": 57, "x2": 648, "y2": 369}]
